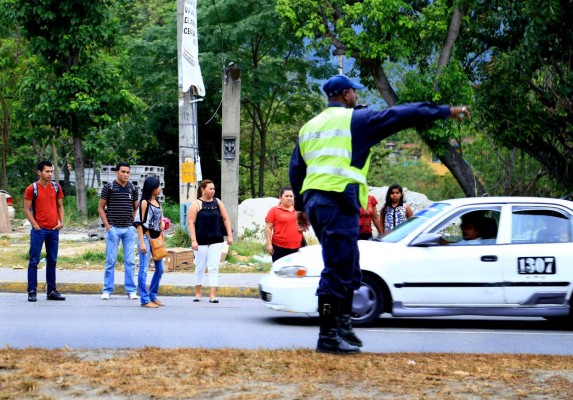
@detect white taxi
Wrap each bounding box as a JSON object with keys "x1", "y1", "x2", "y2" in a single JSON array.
[{"x1": 259, "y1": 197, "x2": 573, "y2": 325}]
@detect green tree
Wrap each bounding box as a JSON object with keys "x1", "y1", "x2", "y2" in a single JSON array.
[
  {"x1": 199, "y1": 0, "x2": 334, "y2": 198},
  {"x1": 3, "y1": 0, "x2": 142, "y2": 216},
  {"x1": 467, "y1": 0, "x2": 573, "y2": 190},
  {"x1": 0, "y1": 9, "x2": 28, "y2": 190},
  {"x1": 120, "y1": 0, "x2": 181, "y2": 198},
  {"x1": 277, "y1": 0, "x2": 484, "y2": 196}
]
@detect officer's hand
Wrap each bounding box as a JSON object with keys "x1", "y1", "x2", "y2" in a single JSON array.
[
  {"x1": 450, "y1": 106, "x2": 471, "y2": 121},
  {"x1": 296, "y1": 211, "x2": 310, "y2": 232}
]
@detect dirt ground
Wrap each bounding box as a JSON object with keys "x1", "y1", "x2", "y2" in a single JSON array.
[{"x1": 1, "y1": 348, "x2": 573, "y2": 399}]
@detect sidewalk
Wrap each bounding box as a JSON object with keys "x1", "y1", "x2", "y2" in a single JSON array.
[{"x1": 0, "y1": 267, "x2": 264, "y2": 298}]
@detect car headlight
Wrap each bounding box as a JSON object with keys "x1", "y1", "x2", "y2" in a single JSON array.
[{"x1": 274, "y1": 266, "x2": 307, "y2": 278}]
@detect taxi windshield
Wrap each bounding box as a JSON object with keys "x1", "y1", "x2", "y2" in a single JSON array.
[{"x1": 379, "y1": 202, "x2": 449, "y2": 243}]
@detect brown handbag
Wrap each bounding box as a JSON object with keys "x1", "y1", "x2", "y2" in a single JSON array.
[{"x1": 149, "y1": 233, "x2": 167, "y2": 261}]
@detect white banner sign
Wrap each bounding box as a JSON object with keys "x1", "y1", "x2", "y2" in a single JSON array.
[{"x1": 181, "y1": 0, "x2": 205, "y2": 96}]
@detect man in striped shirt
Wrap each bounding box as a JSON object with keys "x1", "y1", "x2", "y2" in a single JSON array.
[{"x1": 99, "y1": 162, "x2": 139, "y2": 300}]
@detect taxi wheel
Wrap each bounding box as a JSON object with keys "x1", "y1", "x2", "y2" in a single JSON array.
[{"x1": 351, "y1": 274, "x2": 385, "y2": 326}]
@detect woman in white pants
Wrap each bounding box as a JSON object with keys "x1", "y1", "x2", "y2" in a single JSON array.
[{"x1": 188, "y1": 179, "x2": 233, "y2": 303}]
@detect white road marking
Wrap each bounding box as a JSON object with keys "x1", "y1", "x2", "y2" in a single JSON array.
[{"x1": 366, "y1": 329, "x2": 573, "y2": 336}]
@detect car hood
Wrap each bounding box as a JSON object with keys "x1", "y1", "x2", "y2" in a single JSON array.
[{"x1": 270, "y1": 240, "x2": 401, "y2": 277}]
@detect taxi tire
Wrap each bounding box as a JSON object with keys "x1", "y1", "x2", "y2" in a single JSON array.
[{"x1": 351, "y1": 274, "x2": 385, "y2": 326}]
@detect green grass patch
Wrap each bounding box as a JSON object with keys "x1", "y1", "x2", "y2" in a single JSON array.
[{"x1": 81, "y1": 250, "x2": 107, "y2": 263}]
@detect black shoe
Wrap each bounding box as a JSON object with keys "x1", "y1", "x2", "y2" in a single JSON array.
[
  {"x1": 28, "y1": 291, "x2": 37, "y2": 302},
  {"x1": 316, "y1": 295, "x2": 361, "y2": 355},
  {"x1": 337, "y1": 315, "x2": 363, "y2": 347},
  {"x1": 338, "y1": 328, "x2": 363, "y2": 347},
  {"x1": 316, "y1": 334, "x2": 361, "y2": 355},
  {"x1": 47, "y1": 290, "x2": 66, "y2": 301}
]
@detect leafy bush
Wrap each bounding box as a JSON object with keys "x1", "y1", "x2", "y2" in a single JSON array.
[
  {"x1": 240, "y1": 224, "x2": 265, "y2": 240},
  {"x1": 167, "y1": 225, "x2": 191, "y2": 248},
  {"x1": 162, "y1": 197, "x2": 180, "y2": 223}
]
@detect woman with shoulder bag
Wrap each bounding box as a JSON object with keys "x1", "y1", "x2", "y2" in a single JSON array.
[
  {"x1": 134, "y1": 177, "x2": 166, "y2": 308},
  {"x1": 188, "y1": 179, "x2": 233, "y2": 303}
]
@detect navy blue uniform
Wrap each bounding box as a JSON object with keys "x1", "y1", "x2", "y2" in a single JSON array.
[{"x1": 290, "y1": 101, "x2": 450, "y2": 299}]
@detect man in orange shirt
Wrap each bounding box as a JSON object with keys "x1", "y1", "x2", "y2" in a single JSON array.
[{"x1": 23, "y1": 160, "x2": 66, "y2": 302}]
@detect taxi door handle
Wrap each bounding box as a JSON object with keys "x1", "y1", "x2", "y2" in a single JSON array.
[{"x1": 481, "y1": 255, "x2": 498, "y2": 262}]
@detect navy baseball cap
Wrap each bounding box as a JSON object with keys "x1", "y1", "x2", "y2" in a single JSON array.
[{"x1": 322, "y1": 74, "x2": 365, "y2": 97}]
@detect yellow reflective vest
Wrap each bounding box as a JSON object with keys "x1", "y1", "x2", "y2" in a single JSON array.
[{"x1": 298, "y1": 107, "x2": 371, "y2": 208}]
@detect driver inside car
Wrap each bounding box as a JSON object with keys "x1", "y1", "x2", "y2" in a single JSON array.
[{"x1": 442, "y1": 211, "x2": 484, "y2": 245}]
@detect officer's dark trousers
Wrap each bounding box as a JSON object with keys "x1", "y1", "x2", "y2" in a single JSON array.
[{"x1": 304, "y1": 192, "x2": 361, "y2": 299}]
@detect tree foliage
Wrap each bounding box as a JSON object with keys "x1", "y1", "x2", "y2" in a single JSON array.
[
  {"x1": 2, "y1": 0, "x2": 571, "y2": 216},
  {"x1": 3, "y1": 0, "x2": 143, "y2": 216},
  {"x1": 276, "y1": 0, "x2": 485, "y2": 196},
  {"x1": 468, "y1": 0, "x2": 573, "y2": 190},
  {"x1": 199, "y1": 0, "x2": 334, "y2": 198}
]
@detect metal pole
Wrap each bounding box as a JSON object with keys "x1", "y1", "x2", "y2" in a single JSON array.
[{"x1": 177, "y1": 0, "x2": 199, "y2": 229}]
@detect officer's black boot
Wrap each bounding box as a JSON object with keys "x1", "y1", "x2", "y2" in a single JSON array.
[
  {"x1": 337, "y1": 292, "x2": 363, "y2": 347},
  {"x1": 316, "y1": 295, "x2": 361, "y2": 355}
]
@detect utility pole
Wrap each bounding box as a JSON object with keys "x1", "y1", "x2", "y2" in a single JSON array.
[
  {"x1": 221, "y1": 63, "x2": 241, "y2": 241},
  {"x1": 177, "y1": 0, "x2": 205, "y2": 228}
]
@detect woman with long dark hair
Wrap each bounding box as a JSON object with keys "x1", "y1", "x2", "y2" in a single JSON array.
[
  {"x1": 188, "y1": 179, "x2": 233, "y2": 303},
  {"x1": 380, "y1": 184, "x2": 413, "y2": 234},
  {"x1": 134, "y1": 177, "x2": 166, "y2": 308}
]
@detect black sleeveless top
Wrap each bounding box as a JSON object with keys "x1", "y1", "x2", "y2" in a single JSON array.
[{"x1": 195, "y1": 199, "x2": 225, "y2": 245}]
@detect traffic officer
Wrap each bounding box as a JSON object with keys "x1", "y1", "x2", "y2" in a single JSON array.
[{"x1": 290, "y1": 74, "x2": 470, "y2": 354}]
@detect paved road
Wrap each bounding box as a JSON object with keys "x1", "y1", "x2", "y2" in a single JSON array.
[{"x1": 2, "y1": 293, "x2": 573, "y2": 354}]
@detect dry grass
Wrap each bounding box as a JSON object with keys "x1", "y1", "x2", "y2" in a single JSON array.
[{"x1": 1, "y1": 348, "x2": 573, "y2": 399}]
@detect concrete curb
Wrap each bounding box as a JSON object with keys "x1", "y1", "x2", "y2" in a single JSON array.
[{"x1": 0, "y1": 282, "x2": 260, "y2": 298}]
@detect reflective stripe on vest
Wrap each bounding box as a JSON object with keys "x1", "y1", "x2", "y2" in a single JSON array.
[{"x1": 298, "y1": 107, "x2": 370, "y2": 207}]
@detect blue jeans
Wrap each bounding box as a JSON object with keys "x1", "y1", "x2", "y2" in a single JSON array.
[
  {"x1": 28, "y1": 228, "x2": 60, "y2": 293},
  {"x1": 103, "y1": 226, "x2": 137, "y2": 294},
  {"x1": 137, "y1": 235, "x2": 165, "y2": 304}
]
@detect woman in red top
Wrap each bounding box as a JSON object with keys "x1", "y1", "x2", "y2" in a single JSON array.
[
  {"x1": 265, "y1": 187, "x2": 304, "y2": 262},
  {"x1": 358, "y1": 194, "x2": 384, "y2": 240}
]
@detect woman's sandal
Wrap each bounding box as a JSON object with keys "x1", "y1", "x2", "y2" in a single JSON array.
[
  {"x1": 209, "y1": 299, "x2": 219, "y2": 303},
  {"x1": 193, "y1": 298, "x2": 200, "y2": 302}
]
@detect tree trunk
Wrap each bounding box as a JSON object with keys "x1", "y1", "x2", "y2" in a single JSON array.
[
  {"x1": 258, "y1": 122, "x2": 267, "y2": 197},
  {"x1": 61, "y1": 145, "x2": 70, "y2": 195},
  {"x1": 249, "y1": 123, "x2": 256, "y2": 198},
  {"x1": 72, "y1": 131, "x2": 88, "y2": 217},
  {"x1": 422, "y1": 136, "x2": 486, "y2": 196},
  {"x1": 0, "y1": 93, "x2": 10, "y2": 191},
  {"x1": 434, "y1": 5, "x2": 464, "y2": 92},
  {"x1": 51, "y1": 140, "x2": 59, "y2": 186}
]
